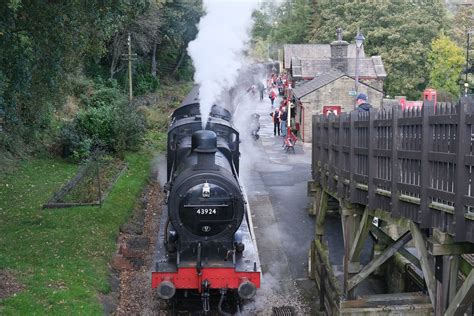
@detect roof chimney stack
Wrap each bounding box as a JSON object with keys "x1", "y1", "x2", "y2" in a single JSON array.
[{"x1": 330, "y1": 27, "x2": 349, "y2": 73}]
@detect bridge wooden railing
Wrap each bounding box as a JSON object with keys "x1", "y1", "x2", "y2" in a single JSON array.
[{"x1": 311, "y1": 96, "x2": 474, "y2": 243}]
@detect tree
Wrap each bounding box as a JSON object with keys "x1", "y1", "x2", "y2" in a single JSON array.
[
  {"x1": 0, "y1": 0, "x2": 148, "y2": 151},
  {"x1": 428, "y1": 35, "x2": 465, "y2": 98},
  {"x1": 156, "y1": 0, "x2": 203, "y2": 79},
  {"x1": 108, "y1": 1, "x2": 164, "y2": 79},
  {"x1": 268, "y1": 0, "x2": 314, "y2": 44}
]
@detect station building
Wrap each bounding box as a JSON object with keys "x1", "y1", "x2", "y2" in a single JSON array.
[{"x1": 284, "y1": 33, "x2": 387, "y2": 142}]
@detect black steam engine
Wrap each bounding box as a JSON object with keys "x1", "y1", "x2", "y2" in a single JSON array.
[{"x1": 152, "y1": 86, "x2": 261, "y2": 313}]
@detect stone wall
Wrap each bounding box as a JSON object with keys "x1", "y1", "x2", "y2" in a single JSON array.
[{"x1": 300, "y1": 76, "x2": 384, "y2": 142}]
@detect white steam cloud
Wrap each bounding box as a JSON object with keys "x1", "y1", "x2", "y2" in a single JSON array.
[{"x1": 187, "y1": 0, "x2": 258, "y2": 129}]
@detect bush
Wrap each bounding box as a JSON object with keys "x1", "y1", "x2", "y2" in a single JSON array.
[
  {"x1": 135, "y1": 73, "x2": 160, "y2": 96},
  {"x1": 59, "y1": 80, "x2": 145, "y2": 160}
]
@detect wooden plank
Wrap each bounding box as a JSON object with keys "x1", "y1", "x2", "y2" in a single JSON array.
[
  {"x1": 369, "y1": 225, "x2": 421, "y2": 270},
  {"x1": 410, "y1": 221, "x2": 437, "y2": 309},
  {"x1": 315, "y1": 191, "x2": 329, "y2": 237},
  {"x1": 349, "y1": 208, "x2": 371, "y2": 262},
  {"x1": 444, "y1": 267, "x2": 474, "y2": 316},
  {"x1": 427, "y1": 151, "x2": 457, "y2": 163},
  {"x1": 347, "y1": 231, "x2": 412, "y2": 291},
  {"x1": 398, "y1": 149, "x2": 421, "y2": 160},
  {"x1": 341, "y1": 292, "x2": 432, "y2": 313},
  {"x1": 427, "y1": 239, "x2": 474, "y2": 256}
]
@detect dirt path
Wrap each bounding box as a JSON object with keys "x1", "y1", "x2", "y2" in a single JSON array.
[{"x1": 105, "y1": 166, "x2": 165, "y2": 315}]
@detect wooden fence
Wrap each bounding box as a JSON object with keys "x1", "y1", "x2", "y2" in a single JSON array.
[{"x1": 311, "y1": 96, "x2": 474, "y2": 243}]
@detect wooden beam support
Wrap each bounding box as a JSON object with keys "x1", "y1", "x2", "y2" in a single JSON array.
[
  {"x1": 448, "y1": 255, "x2": 459, "y2": 303},
  {"x1": 427, "y1": 238, "x2": 474, "y2": 256},
  {"x1": 349, "y1": 208, "x2": 371, "y2": 263},
  {"x1": 315, "y1": 190, "x2": 329, "y2": 238},
  {"x1": 369, "y1": 225, "x2": 421, "y2": 270},
  {"x1": 444, "y1": 267, "x2": 474, "y2": 316},
  {"x1": 410, "y1": 221, "x2": 437, "y2": 309},
  {"x1": 347, "y1": 231, "x2": 412, "y2": 291}
]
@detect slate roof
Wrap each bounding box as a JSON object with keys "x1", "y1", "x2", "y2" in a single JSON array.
[
  {"x1": 284, "y1": 42, "x2": 387, "y2": 80},
  {"x1": 290, "y1": 56, "x2": 386, "y2": 79},
  {"x1": 283, "y1": 44, "x2": 365, "y2": 69},
  {"x1": 292, "y1": 69, "x2": 345, "y2": 98}
]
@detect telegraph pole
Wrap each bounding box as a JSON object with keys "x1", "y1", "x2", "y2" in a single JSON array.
[
  {"x1": 128, "y1": 33, "x2": 133, "y2": 103},
  {"x1": 122, "y1": 33, "x2": 137, "y2": 104}
]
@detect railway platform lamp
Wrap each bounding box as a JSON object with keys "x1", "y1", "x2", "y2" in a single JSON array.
[{"x1": 354, "y1": 30, "x2": 365, "y2": 95}]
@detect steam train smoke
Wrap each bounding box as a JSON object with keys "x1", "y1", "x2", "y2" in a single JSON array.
[{"x1": 187, "y1": 0, "x2": 257, "y2": 129}]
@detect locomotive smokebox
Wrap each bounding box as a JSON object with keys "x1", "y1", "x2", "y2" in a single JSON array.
[{"x1": 192, "y1": 130, "x2": 217, "y2": 168}]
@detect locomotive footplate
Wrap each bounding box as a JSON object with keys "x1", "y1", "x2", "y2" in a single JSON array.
[{"x1": 152, "y1": 206, "x2": 261, "y2": 293}]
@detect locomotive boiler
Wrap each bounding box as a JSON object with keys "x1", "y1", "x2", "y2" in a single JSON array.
[{"x1": 152, "y1": 86, "x2": 261, "y2": 313}]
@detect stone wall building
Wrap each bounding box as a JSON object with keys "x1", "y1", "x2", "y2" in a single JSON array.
[{"x1": 283, "y1": 31, "x2": 386, "y2": 142}]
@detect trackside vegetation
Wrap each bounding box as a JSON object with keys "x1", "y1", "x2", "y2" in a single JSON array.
[{"x1": 0, "y1": 152, "x2": 151, "y2": 314}]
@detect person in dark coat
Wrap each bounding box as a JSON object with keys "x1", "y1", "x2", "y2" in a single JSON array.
[
  {"x1": 257, "y1": 82, "x2": 265, "y2": 101},
  {"x1": 280, "y1": 107, "x2": 288, "y2": 137},
  {"x1": 270, "y1": 109, "x2": 280, "y2": 136},
  {"x1": 356, "y1": 93, "x2": 372, "y2": 112}
]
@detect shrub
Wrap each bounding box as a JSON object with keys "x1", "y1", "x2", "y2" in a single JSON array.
[
  {"x1": 59, "y1": 80, "x2": 145, "y2": 160},
  {"x1": 135, "y1": 73, "x2": 160, "y2": 96}
]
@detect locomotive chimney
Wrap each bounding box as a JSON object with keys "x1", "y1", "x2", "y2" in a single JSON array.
[{"x1": 192, "y1": 130, "x2": 217, "y2": 168}]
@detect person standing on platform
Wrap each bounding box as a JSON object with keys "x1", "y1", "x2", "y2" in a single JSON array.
[
  {"x1": 356, "y1": 93, "x2": 372, "y2": 112},
  {"x1": 269, "y1": 87, "x2": 277, "y2": 108},
  {"x1": 258, "y1": 81, "x2": 265, "y2": 101},
  {"x1": 280, "y1": 107, "x2": 288, "y2": 137},
  {"x1": 270, "y1": 108, "x2": 280, "y2": 136}
]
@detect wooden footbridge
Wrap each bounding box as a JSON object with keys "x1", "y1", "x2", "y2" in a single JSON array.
[{"x1": 308, "y1": 97, "x2": 474, "y2": 315}]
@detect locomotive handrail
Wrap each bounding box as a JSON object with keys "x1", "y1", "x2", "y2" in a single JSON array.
[{"x1": 311, "y1": 96, "x2": 474, "y2": 243}]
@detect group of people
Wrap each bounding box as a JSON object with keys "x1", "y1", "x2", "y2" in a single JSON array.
[
  {"x1": 269, "y1": 95, "x2": 296, "y2": 137},
  {"x1": 267, "y1": 72, "x2": 289, "y2": 107}
]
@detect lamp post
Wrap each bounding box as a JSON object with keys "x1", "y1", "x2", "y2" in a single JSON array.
[
  {"x1": 465, "y1": 31, "x2": 473, "y2": 96},
  {"x1": 466, "y1": 31, "x2": 472, "y2": 84},
  {"x1": 354, "y1": 31, "x2": 365, "y2": 94}
]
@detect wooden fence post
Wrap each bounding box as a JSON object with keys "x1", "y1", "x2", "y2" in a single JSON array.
[
  {"x1": 454, "y1": 98, "x2": 468, "y2": 241},
  {"x1": 349, "y1": 111, "x2": 356, "y2": 203},
  {"x1": 367, "y1": 108, "x2": 376, "y2": 210},
  {"x1": 391, "y1": 104, "x2": 401, "y2": 218},
  {"x1": 420, "y1": 100, "x2": 435, "y2": 227}
]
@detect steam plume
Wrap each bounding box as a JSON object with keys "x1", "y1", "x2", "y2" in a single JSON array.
[{"x1": 187, "y1": 0, "x2": 258, "y2": 129}]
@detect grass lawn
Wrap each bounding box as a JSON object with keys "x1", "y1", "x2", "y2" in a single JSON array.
[{"x1": 0, "y1": 151, "x2": 152, "y2": 315}]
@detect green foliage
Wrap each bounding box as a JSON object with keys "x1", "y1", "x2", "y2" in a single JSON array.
[
  {"x1": 0, "y1": 0, "x2": 149, "y2": 153},
  {"x1": 0, "y1": 152, "x2": 151, "y2": 315},
  {"x1": 155, "y1": 0, "x2": 203, "y2": 79},
  {"x1": 269, "y1": 0, "x2": 314, "y2": 44},
  {"x1": 134, "y1": 63, "x2": 160, "y2": 95},
  {"x1": 428, "y1": 35, "x2": 465, "y2": 98},
  {"x1": 59, "y1": 81, "x2": 145, "y2": 160}
]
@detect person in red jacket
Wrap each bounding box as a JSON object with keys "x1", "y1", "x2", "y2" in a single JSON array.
[{"x1": 269, "y1": 88, "x2": 277, "y2": 107}]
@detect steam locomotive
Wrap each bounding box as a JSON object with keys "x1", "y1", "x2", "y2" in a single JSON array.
[{"x1": 152, "y1": 86, "x2": 261, "y2": 313}]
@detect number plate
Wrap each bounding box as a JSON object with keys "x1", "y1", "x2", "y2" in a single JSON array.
[{"x1": 195, "y1": 208, "x2": 217, "y2": 215}]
